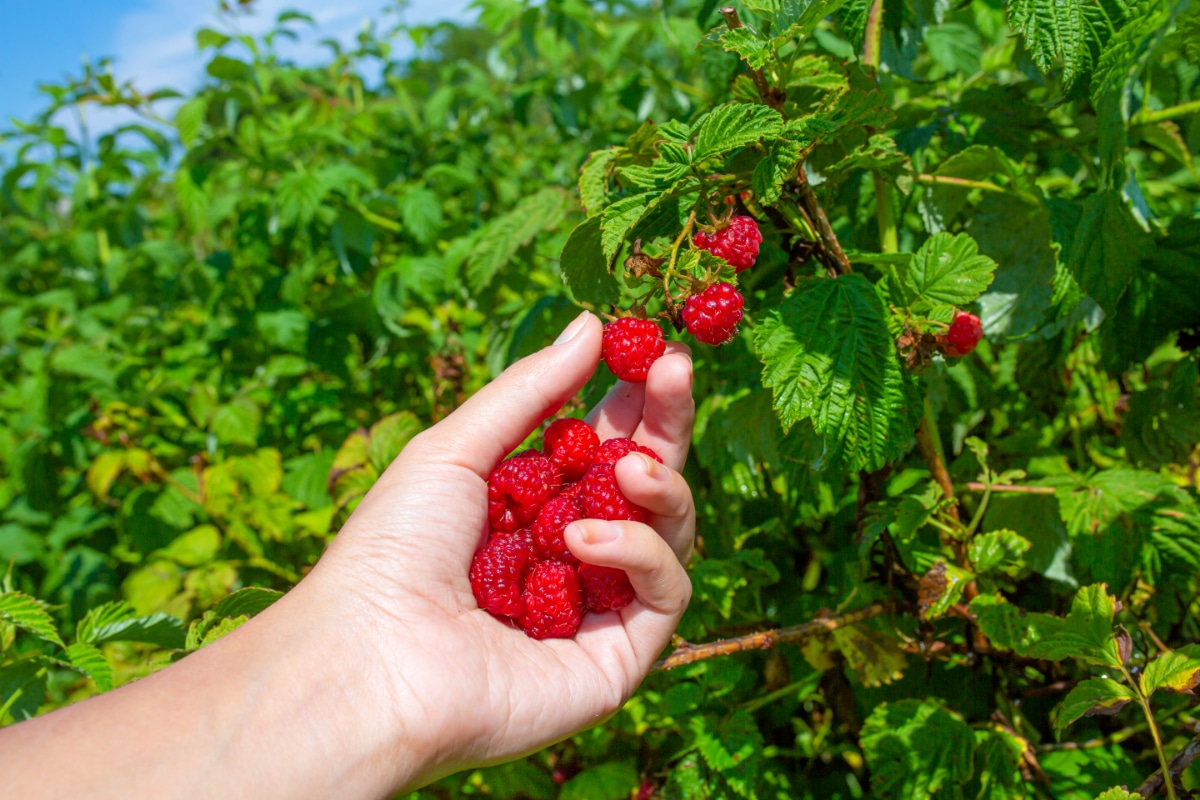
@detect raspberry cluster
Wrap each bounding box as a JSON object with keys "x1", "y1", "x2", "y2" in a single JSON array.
[
  {"x1": 601, "y1": 215, "x2": 760, "y2": 382},
  {"x1": 471, "y1": 417, "x2": 662, "y2": 639}
]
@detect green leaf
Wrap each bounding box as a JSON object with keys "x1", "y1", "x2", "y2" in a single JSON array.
[
  {"x1": 211, "y1": 398, "x2": 261, "y2": 447},
  {"x1": 559, "y1": 762, "x2": 639, "y2": 800},
  {"x1": 690, "y1": 710, "x2": 763, "y2": 796},
  {"x1": 619, "y1": 161, "x2": 691, "y2": 189},
  {"x1": 560, "y1": 216, "x2": 621, "y2": 306},
  {"x1": 0, "y1": 660, "x2": 49, "y2": 722},
  {"x1": 1094, "y1": 789, "x2": 1142, "y2": 800},
  {"x1": 971, "y1": 584, "x2": 1122, "y2": 667},
  {"x1": 1052, "y1": 679, "x2": 1137, "y2": 732},
  {"x1": 787, "y1": 91, "x2": 895, "y2": 154},
  {"x1": 751, "y1": 137, "x2": 803, "y2": 205},
  {"x1": 579, "y1": 148, "x2": 618, "y2": 216},
  {"x1": 76, "y1": 601, "x2": 186, "y2": 649},
  {"x1": 213, "y1": 587, "x2": 284, "y2": 619},
  {"x1": 823, "y1": 134, "x2": 912, "y2": 191},
  {"x1": 890, "y1": 232, "x2": 997, "y2": 312},
  {"x1": 50, "y1": 344, "x2": 116, "y2": 386},
  {"x1": 467, "y1": 188, "x2": 567, "y2": 291},
  {"x1": 719, "y1": 28, "x2": 775, "y2": 70},
  {"x1": 692, "y1": 103, "x2": 784, "y2": 163},
  {"x1": 755, "y1": 274, "x2": 922, "y2": 471},
  {"x1": 860, "y1": 698, "x2": 976, "y2": 800},
  {"x1": 969, "y1": 529, "x2": 1032, "y2": 577},
  {"x1": 367, "y1": 412, "x2": 423, "y2": 472},
  {"x1": 1140, "y1": 644, "x2": 1200, "y2": 697},
  {"x1": 1068, "y1": 187, "x2": 1151, "y2": 315},
  {"x1": 917, "y1": 561, "x2": 974, "y2": 620},
  {"x1": 155, "y1": 525, "x2": 221, "y2": 567},
  {"x1": 0, "y1": 591, "x2": 64, "y2": 648},
  {"x1": 87, "y1": 451, "x2": 125, "y2": 501},
  {"x1": 65, "y1": 642, "x2": 114, "y2": 692},
  {"x1": 600, "y1": 186, "x2": 688, "y2": 267},
  {"x1": 1122, "y1": 357, "x2": 1200, "y2": 468},
  {"x1": 398, "y1": 186, "x2": 444, "y2": 245},
  {"x1": 256, "y1": 310, "x2": 308, "y2": 353},
  {"x1": 971, "y1": 728, "x2": 1029, "y2": 800},
  {"x1": 1007, "y1": 0, "x2": 1133, "y2": 89}
]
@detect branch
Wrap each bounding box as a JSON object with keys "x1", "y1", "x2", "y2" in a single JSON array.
[
  {"x1": 719, "y1": 8, "x2": 781, "y2": 110},
  {"x1": 796, "y1": 169, "x2": 853, "y2": 275},
  {"x1": 914, "y1": 174, "x2": 1007, "y2": 193},
  {"x1": 1132, "y1": 99, "x2": 1200, "y2": 126},
  {"x1": 1137, "y1": 730, "x2": 1200, "y2": 797},
  {"x1": 652, "y1": 601, "x2": 895, "y2": 672},
  {"x1": 961, "y1": 482, "x2": 1054, "y2": 495},
  {"x1": 915, "y1": 415, "x2": 960, "y2": 523}
]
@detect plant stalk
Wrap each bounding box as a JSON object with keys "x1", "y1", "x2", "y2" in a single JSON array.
[{"x1": 1132, "y1": 99, "x2": 1200, "y2": 126}]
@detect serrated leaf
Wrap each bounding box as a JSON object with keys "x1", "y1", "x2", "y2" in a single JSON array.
[
  {"x1": 0, "y1": 592, "x2": 64, "y2": 648},
  {"x1": 787, "y1": 91, "x2": 895, "y2": 154},
  {"x1": 917, "y1": 561, "x2": 974, "y2": 620},
  {"x1": 755, "y1": 275, "x2": 922, "y2": 471},
  {"x1": 560, "y1": 217, "x2": 620, "y2": 306},
  {"x1": 559, "y1": 762, "x2": 638, "y2": 800},
  {"x1": 972, "y1": 728, "x2": 1029, "y2": 800},
  {"x1": 467, "y1": 188, "x2": 566, "y2": 291},
  {"x1": 751, "y1": 137, "x2": 803, "y2": 205},
  {"x1": 719, "y1": 28, "x2": 775, "y2": 70},
  {"x1": 619, "y1": 161, "x2": 691, "y2": 189},
  {"x1": 1094, "y1": 790, "x2": 1141, "y2": 800},
  {"x1": 600, "y1": 187, "x2": 685, "y2": 266},
  {"x1": 830, "y1": 623, "x2": 908, "y2": 686},
  {"x1": 970, "y1": 529, "x2": 1032, "y2": 576},
  {"x1": 972, "y1": 584, "x2": 1122, "y2": 667},
  {"x1": 693, "y1": 103, "x2": 784, "y2": 163},
  {"x1": 1007, "y1": 0, "x2": 1133, "y2": 89},
  {"x1": 65, "y1": 642, "x2": 114, "y2": 692},
  {"x1": 76, "y1": 600, "x2": 186, "y2": 649},
  {"x1": 200, "y1": 615, "x2": 249, "y2": 647},
  {"x1": 889, "y1": 232, "x2": 997, "y2": 313},
  {"x1": 1140, "y1": 644, "x2": 1200, "y2": 697},
  {"x1": 579, "y1": 149, "x2": 619, "y2": 217},
  {"x1": 367, "y1": 412, "x2": 423, "y2": 472},
  {"x1": 824, "y1": 134, "x2": 912, "y2": 191},
  {"x1": 398, "y1": 186, "x2": 444, "y2": 245},
  {"x1": 1052, "y1": 679, "x2": 1137, "y2": 732},
  {"x1": 861, "y1": 699, "x2": 975, "y2": 800},
  {"x1": 1122, "y1": 357, "x2": 1200, "y2": 468},
  {"x1": 1068, "y1": 188, "x2": 1151, "y2": 315},
  {"x1": 213, "y1": 587, "x2": 283, "y2": 619}
]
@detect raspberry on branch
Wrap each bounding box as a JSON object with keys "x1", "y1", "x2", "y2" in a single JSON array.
[
  {"x1": 487, "y1": 454, "x2": 561, "y2": 532},
  {"x1": 579, "y1": 563, "x2": 636, "y2": 613},
  {"x1": 683, "y1": 282, "x2": 744, "y2": 346},
  {"x1": 543, "y1": 417, "x2": 599, "y2": 481},
  {"x1": 692, "y1": 215, "x2": 762, "y2": 272},
  {"x1": 602, "y1": 317, "x2": 666, "y2": 383},
  {"x1": 518, "y1": 560, "x2": 584, "y2": 640},
  {"x1": 944, "y1": 312, "x2": 983, "y2": 357}
]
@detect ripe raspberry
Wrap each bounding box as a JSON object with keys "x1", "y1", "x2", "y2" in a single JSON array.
[
  {"x1": 594, "y1": 437, "x2": 663, "y2": 466},
  {"x1": 579, "y1": 463, "x2": 650, "y2": 523},
  {"x1": 487, "y1": 455, "x2": 561, "y2": 532},
  {"x1": 470, "y1": 530, "x2": 534, "y2": 617},
  {"x1": 682, "y1": 282, "x2": 744, "y2": 346},
  {"x1": 636, "y1": 780, "x2": 657, "y2": 800},
  {"x1": 946, "y1": 312, "x2": 983, "y2": 356},
  {"x1": 532, "y1": 494, "x2": 585, "y2": 564},
  {"x1": 543, "y1": 418, "x2": 599, "y2": 481},
  {"x1": 692, "y1": 215, "x2": 762, "y2": 272},
  {"x1": 579, "y1": 564, "x2": 636, "y2": 613},
  {"x1": 602, "y1": 318, "x2": 665, "y2": 383},
  {"x1": 518, "y1": 561, "x2": 584, "y2": 639}
]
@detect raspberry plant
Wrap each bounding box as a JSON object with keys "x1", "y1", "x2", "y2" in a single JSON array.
[{"x1": 0, "y1": 0, "x2": 1198, "y2": 798}]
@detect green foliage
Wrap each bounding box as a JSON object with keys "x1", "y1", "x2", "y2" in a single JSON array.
[{"x1": 1, "y1": 0, "x2": 1199, "y2": 796}]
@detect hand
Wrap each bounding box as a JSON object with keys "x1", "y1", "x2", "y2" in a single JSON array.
[{"x1": 307, "y1": 310, "x2": 696, "y2": 789}]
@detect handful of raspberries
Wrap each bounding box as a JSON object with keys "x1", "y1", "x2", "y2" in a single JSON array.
[{"x1": 470, "y1": 417, "x2": 663, "y2": 639}]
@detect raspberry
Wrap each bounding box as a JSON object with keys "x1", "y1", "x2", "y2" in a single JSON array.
[
  {"x1": 636, "y1": 781, "x2": 657, "y2": 800},
  {"x1": 692, "y1": 215, "x2": 762, "y2": 272},
  {"x1": 532, "y1": 494, "x2": 584, "y2": 564},
  {"x1": 543, "y1": 418, "x2": 599, "y2": 481},
  {"x1": 579, "y1": 564, "x2": 636, "y2": 613},
  {"x1": 602, "y1": 318, "x2": 666, "y2": 383},
  {"x1": 470, "y1": 530, "x2": 534, "y2": 617},
  {"x1": 487, "y1": 455, "x2": 561, "y2": 532},
  {"x1": 682, "y1": 282, "x2": 744, "y2": 346},
  {"x1": 518, "y1": 561, "x2": 584, "y2": 639},
  {"x1": 946, "y1": 312, "x2": 983, "y2": 356},
  {"x1": 594, "y1": 437, "x2": 663, "y2": 466},
  {"x1": 579, "y1": 463, "x2": 650, "y2": 523}
]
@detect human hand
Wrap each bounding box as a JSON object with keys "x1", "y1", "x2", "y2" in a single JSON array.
[{"x1": 303, "y1": 310, "x2": 696, "y2": 791}]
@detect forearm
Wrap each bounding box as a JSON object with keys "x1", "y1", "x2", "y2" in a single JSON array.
[{"x1": 0, "y1": 578, "x2": 435, "y2": 800}]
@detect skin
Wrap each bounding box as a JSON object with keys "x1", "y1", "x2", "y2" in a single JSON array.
[{"x1": 0, "y1": 311, "x2": 696, "y2": 800}]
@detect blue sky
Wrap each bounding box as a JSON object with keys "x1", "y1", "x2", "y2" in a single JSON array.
[{"x1": 0, "y1": 0, "x2": 475, "y2": 126}]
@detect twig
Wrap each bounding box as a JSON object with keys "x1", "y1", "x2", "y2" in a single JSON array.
[
  {"x1": 1132, "y1": 99, "x2": 1200, "y2": 126},
  {"x1": 1137, "y1": 730, "x2": 1200, "y2": 797},
  {"x1": 652, "y1": 601, "x2": 894, "y2": 672},
  {"x1": 914, "y1": 174, "x2": 1007, "y2": 193},
  {"x1": 795, "y1": 169, "x2": 853, "y2": 275},
  {"x1": 915, "y1": 415, "x2": 960, "y2": 523},
  {"x1": 961, "y1": 482, "x2": 1054, "y2": 495}
]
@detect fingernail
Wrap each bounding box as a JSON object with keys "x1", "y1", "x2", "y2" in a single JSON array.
[
  {"x1": 554, "y1": 311, "x2": 591, "y2": 346},
  {"x1": 640, "y1": 454, "x2": 667, "y2": 481},
  {"x1": 576, "y1": 521, "x2": 620, "y2": 544}
]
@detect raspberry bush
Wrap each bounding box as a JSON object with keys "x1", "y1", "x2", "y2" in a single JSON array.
[{"x1": 1, "y1": 0, "x2": 1199, "y2": 798}]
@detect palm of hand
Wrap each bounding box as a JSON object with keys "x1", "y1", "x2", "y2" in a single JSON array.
[{"x1": 311, "y1": 314, "x2": 695, "y2": 775}]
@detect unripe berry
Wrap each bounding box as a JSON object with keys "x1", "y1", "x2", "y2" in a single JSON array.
[
  {"x1": 692, "y1": 215, "x2": 762, "y2": 272},
  {"x1": 682, "y1": 282, "x2": 744, "y2": 346}
]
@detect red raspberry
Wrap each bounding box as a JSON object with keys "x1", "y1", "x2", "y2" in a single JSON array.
[
  {"x1": 636, "y1": 780, "x2": 657, "y2": 800},
  {"x1": 946, "y1": 312, "x2": 983, "y2": 356},
  {"x1": 579, "y1": 564, "x2": 636, "y2": 613},
  {"x1": 487, "y1": 455, "x2": 561, "y2": 532},
  {"x1": 602, "y1": 318, "x2": 665, "y2": 383},
  {"x1": 518, "y1": 561, "x2": 584, "y2": 639},
  {"x1": 594, "y1": 438, "x2": 663, "y2": 466},
  {"x1": 470, "y1": 530, "x2": 534, "y2": 617},
  {"x1": 579, "y1": 463, "x2": 650, "y2": 523},
  {"x1": 543, "y1": 418, "x2": 599, "y2": 481},
  {"x1": 682, "y1": 282, "x2": 744, "y2": 346},
  {"x1": 692, "y1": 215, "x2": 761, "y2": 272},
  {"x1": 532, "y1": 494, "x2": 584, "y2": 564}
]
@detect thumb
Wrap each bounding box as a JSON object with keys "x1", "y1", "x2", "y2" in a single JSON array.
[{"x1": 408, "y1": 311, "x2": 602, "y2": 477}]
